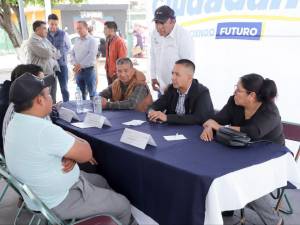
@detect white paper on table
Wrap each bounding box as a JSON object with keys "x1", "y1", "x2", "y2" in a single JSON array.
[
  {"x1": 120, "y1": 128, "x2": 157, "y2": 150},
  {"x1": 164, "y1": 134, "x2": 187, "y2": 141},
  {"x1": 71, "y1": 122, "x2": 94, "y2": 128},
  {"x1": 58, "y1": 107, "x2": 80, "y2": 122},
  {"x1": 71, "y1": 112, "x2": 111, "y2": 128},
  {"x1": 122, "y1": 120, "x2": 146, "y2": 126}
]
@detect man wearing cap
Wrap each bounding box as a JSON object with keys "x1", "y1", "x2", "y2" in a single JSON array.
[
  {"x1": 151, "y1": 5, "x2": 195, "y2": 95},
  {"x1": 1, "y1": 64, "x2": 45, "y2": 149},
  {"x1": 4, "y1": 73, "x2": 132, "y2": 225}
]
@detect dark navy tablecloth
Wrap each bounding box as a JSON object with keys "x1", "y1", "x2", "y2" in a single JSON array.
[{"x1": 54, "y1": 102, "x2": 290, "y2": 225}]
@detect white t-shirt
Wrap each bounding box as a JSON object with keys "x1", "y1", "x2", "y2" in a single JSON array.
[
  {"x1": 4, "y1": 113, "x2": 79, "y2": 209},
  {"x1": 150, "y1": 24, "x2": 195, "y2": 92}
]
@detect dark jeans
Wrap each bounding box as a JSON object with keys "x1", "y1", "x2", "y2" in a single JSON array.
[
  {"x1": 56, "y1": 65, "x2": 70, "y2": 102},
  {"x1": 76, "y1": 67, "x2": 96, "y2": 100}
]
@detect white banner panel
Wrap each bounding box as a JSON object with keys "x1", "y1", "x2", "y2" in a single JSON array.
[{"x1": 148, "y1": 0, "x2": 300, "y2": 123}]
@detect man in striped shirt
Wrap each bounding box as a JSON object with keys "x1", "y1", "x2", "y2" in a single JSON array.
[{"x1": 148, "y1": 59, "x2": 214, "y2": 125}]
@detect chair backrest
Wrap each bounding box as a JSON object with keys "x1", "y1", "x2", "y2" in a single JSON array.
[
  {"x1": 282, "y1": 121, "x2": 300, "y2": 161},
  {"x1": 0, "y1": 166, "x2": 66, "y2": 225}
]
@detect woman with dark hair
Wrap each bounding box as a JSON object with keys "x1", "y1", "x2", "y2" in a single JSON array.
[
  {"x1": 200, "y1": 73, "x2": 284, "y2": 224},
  {"x1": 201, "y1": 73, "x2": 284, "y2": 145}
]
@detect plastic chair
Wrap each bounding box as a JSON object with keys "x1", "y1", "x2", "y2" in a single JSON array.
[
  {"x1": 0, "y1": 152, "x2": 9, "y2": 203},
  {"x1": 272, "y1": 122, "x2": 300, "y2": 214},
  {"x1": 233, "y1": 122, "x2": 300, "y2": 224},
  {"x1": 0, "y1": 166, "x2": 121, "y2": 225},
  {"x1": 0, "y1": 160, "x2": 26, "y2": 225}
]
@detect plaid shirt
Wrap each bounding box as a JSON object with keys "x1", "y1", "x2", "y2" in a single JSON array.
[{"x1": 101, "y1": 83, "x2": 148, "y2": 110}]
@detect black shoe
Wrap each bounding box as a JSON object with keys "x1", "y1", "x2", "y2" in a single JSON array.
[{"x1": 222, "y1": 210, "x2": 234, "y2": 217}]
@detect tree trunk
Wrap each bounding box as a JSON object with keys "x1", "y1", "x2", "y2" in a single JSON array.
[
  {"x1": 11, "y1": 5, "x2": 22, "y2": 35},
  {"x1": 0, "y1": 0, "x2": 22, "y2": 48}
]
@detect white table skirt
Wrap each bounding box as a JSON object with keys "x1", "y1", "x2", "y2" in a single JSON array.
[{"x1": 204, "y1": 153, "x2": 300, "y2": 225}]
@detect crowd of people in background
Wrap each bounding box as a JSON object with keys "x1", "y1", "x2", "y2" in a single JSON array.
[{"x1": 0, "y1": 5, "x2": 286, "y2": 225}]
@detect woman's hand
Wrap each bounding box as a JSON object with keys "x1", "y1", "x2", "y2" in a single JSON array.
[
  {"x1": 203, "y1": 119, "x2": 222, "y2": 131},
  {"x1": 200, "y1": 127, "x2": 214, "y2": 142}
]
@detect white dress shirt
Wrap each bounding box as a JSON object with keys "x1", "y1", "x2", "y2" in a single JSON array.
[{"x1": 150, "y1": 24, "x2": 195, "y2": 92}]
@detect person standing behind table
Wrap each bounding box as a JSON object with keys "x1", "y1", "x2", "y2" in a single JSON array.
[
  {"x1": 150, "y1": 5, "x2": 195, "y2": 95},
  {"x1": 27, "y1": 20, "x2": 60, "y2": 103},
  {"x1": 200, "y1": 73, "x2": 284, "y2": 225},
  {"x1": 70, "y1": 21, "x2": 98, "y2": 100},
  {"x1": 47, "y1": 13, "x2": 71, "y2": 102},
  {"x1": 104, "y1": 21, "x2": 127, "y2": 85}
]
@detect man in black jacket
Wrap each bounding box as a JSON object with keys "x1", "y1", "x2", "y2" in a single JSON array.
[{"x1": 148, "y1": 59, "x2": 214, "y2": 125}]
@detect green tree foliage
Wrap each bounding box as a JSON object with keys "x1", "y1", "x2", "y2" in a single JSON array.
[{"x1": 0, "y1": 0, "x2": 85, "y2": 48}]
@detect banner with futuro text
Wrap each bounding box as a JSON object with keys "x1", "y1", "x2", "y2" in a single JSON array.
[{"x1": 148, "y1": 0, "x2": 300, "y2": 122}]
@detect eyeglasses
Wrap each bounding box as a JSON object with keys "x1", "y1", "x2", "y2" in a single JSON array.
[{"x1": 234, "y1": 85, "x2": 251, "y2": 94}]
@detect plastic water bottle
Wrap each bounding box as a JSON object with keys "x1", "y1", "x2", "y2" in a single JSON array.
[
  {"x1": 75, "y1": 87, "x2": 83, "y2": 113},
  {"x1": 93, "y1": 95, "x2": 102, "y2": 114}
]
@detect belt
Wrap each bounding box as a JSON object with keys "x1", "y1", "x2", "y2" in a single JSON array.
[{"x1": 81, "y1": 66, "x2": 94, "y2": 71}]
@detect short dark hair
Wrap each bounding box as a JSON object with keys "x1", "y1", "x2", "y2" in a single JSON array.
[
  {"x1": 48, "y1": 13, "x2": 59, "y2": 21},
  {"x1": 240, "y1": 73, "x2": 277, "y2": 103},
  {"x1": 104, "y1": 21, "x2": 118, "y2": 31},
  {"x1": 77, "y1": 20, "x2": 88, "y2": 28},
  {"x1": 33, "y1": 20, "x2": 46, "y2": 32},
  {"x1": 11, "y1": 64, "x2": 43, "y2": 82},
  {"x1": 175, "y1": 59, "x2": 195, "y2": 74},
  {"x1": 116, "y1": 57, "x2": 133, "y2": 67},
  {"x1": 14, "y1": 99, "x2": 34, "y2": 113}
]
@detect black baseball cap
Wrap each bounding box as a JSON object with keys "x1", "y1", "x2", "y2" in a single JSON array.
[
  {"x1": 153, "y1": 5, "x2": 175, "y2": 23},
  {"x1": 9, "y1": 72, "x2": 55, "y2": 104}
]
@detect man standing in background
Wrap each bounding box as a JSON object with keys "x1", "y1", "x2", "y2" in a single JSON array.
[
  {"x1": 104, "y1": 21, "x2": 127, "y2": 85},
  {"x1": 47, "y1": 13, "x2": 71, "y2": 102},
  {"x1": 150, "y1": 5, "x2": 194, "y2": 95},
  {"x1": 27, "y1": 20, "x2": 60, "y2": 103},
  {"x1": 70, "y1": 21, "x2": 98, "y2": 100}
]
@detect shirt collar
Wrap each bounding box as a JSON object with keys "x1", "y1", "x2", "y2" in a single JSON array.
[{"x1": 80, "y1": 33, "x2": 91, "y2": 40}]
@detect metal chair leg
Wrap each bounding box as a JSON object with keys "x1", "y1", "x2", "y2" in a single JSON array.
[
  {"x1": 0, "y1": 182, "x2": 9, "y2": 202},
  {"x1": 232, "y1": 209, "x2": 246, "y2": 225},
  {"x1": 278, "y1": 194, "x2": 293, "y2": 214},
  {"x1": 28, "y1": 214, "x2": 36, "y2": 225},
  {"x1": 13, "y1": 201, "x2": 25, "y2": 225},
  {"x1": 240, "y1": 209, "x2": 245, "y2": 225}
]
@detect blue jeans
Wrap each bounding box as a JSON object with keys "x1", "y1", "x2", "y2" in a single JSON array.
[
  {"x1": 56, "y1": 65, "x2": 70, "y2": 102},
  {"x1": 76, "y1": 67, "x2": 96, "y2": 100}
]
